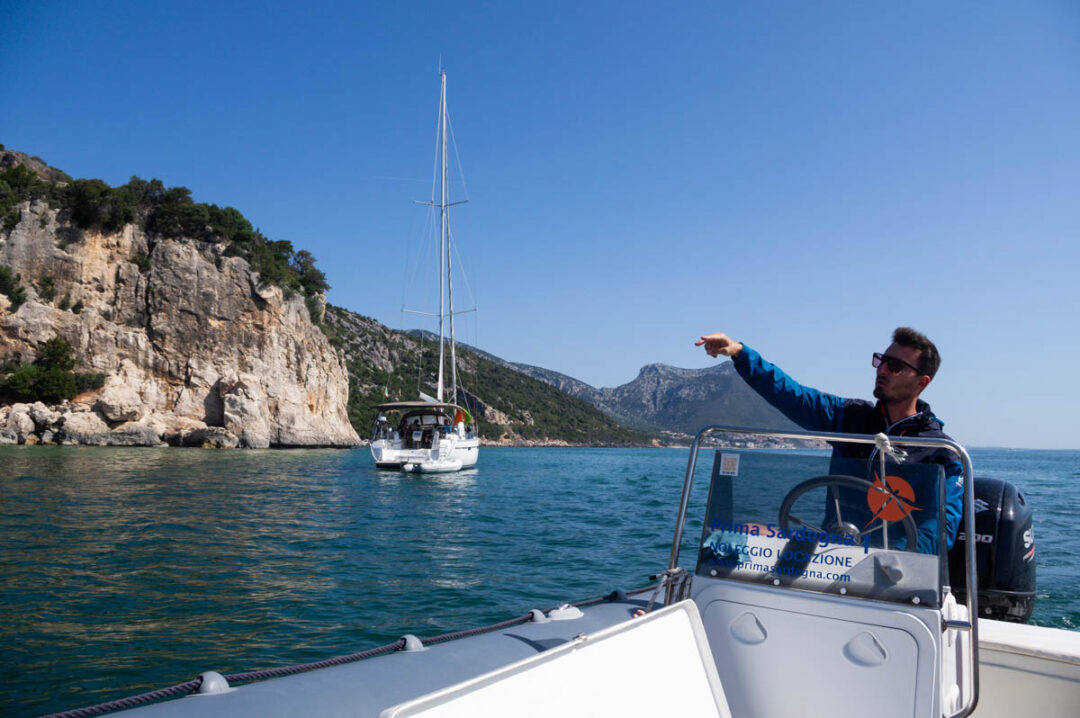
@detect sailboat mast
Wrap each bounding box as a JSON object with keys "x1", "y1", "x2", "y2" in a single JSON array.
[
  {"x1": 446, "y1": 81, "x2": 459, "y2": 406},
  {"x1": 436, "y1": 70, "x2": 448, "y2": 403}
]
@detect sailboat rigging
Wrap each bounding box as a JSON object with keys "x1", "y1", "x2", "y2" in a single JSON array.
[{"x1": 369, "y1": 70, "x2": 480, "y2": 473}]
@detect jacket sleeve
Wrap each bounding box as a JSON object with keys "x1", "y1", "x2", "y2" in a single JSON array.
[
  {"x1": 732, "y1": 344, "x2": 846, "y2": 431},
  {"x1": 942, "y1": 460, "x2": 964, "y2": 550},
  {"x1": 910, "y1": 459, "x2": 964, "y2": 553}
]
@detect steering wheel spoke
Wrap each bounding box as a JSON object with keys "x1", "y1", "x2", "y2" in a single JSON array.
[
  {"x1": 778, "y1": 474, "x2": 918, "y2": 553},
  {"x1": 785, "y1": 514, "x2": 826, "y2": 534}
]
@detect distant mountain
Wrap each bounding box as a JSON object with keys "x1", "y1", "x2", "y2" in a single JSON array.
[
  {"x1": 588, "y1": 362, "x2": 800, "y2": 435},
  {"x1": 415, "y1": 332, "x2": 800, "y2": 437},
  {"x1": 505, "y1": 360, "x2": 800, "y2": 436}
]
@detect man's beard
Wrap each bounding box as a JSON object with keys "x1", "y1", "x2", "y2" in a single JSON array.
[
  {"x1": 873, "y1": 382, "x2": 899, "y2": 402},
  {"x1": 875, "y1": 381, "x2": 914, "y2": 403}
]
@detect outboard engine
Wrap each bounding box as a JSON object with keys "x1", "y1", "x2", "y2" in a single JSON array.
[{"x1": 948, "y1": 476, "x2": 1036, "y2": 623}]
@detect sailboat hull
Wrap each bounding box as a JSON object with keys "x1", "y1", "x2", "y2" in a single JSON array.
[
  {"x1": 404, "y1": 459, "x2": 463, "y2": 473},
  {"x1": 371, "y1": 436, "x2": 479, "y2": 471}
]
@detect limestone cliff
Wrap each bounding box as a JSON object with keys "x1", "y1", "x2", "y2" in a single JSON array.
[{"x1": 0, "y1": 196, "x2": 360, "y2": 448}]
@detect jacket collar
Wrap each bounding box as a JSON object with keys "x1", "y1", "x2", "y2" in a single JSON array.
[{"x1": 876, "y1": 399, "x2": 943, "y2": 431}]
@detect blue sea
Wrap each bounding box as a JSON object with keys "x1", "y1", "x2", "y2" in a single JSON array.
[{"x1": 1, "y1": 445, "x2": 1077, "y2": 717}]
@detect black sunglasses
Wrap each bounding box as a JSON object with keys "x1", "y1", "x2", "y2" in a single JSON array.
[{"x1": 872, "y1": 352, "x2": 921, "y2": 375}]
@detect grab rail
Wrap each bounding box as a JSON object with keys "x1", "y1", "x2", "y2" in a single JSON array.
[{"x1": 668, "y1": 424, "x2": 978, "y2": 718}]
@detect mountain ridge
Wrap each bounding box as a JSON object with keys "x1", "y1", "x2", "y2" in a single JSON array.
[{"x1": 406, "y1": 330, "x2": 800, "y2": 437}]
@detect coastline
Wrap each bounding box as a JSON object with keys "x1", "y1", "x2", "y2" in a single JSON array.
[
  {"x1": 1, "y1": 399, "x2": 822, "y2": 450},
  {"x1": 0, "y1": 400, "x2": 361, "y2": 449}
]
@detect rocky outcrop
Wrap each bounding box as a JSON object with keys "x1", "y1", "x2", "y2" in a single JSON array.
[
  {"x1": 98, "y1": 383, "x2": 144, "y2": 422},
  {"x1": 0, "y1": 198, "x2": 360, "y2": 447},
  {"x1": 58, "y1": 409, "x2": 113, "y2": 445},
  {"x1": 221, "y1": 373, "x2": 271, "y2": 449}
]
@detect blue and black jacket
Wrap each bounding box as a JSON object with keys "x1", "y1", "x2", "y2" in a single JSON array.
[{"x1": 732, "y1": 344, "x2": 964, "y2": 551}]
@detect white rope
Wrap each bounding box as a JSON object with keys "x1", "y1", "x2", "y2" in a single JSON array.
[{"x1": 874, "y1": 432, "x2": 908, "y2": 463}]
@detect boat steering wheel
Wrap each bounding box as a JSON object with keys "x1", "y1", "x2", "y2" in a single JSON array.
[{"x1": 777, "y1": 474, "x2": 919, "y2": 553}]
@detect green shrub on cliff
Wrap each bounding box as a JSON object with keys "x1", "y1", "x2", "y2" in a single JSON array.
[
  {"x1": 37, "y1": 276, "x2": 57, "y2": 303},
  {"x1": 0, "y1": 164, "x2": 54, "y2": 230},
  {"x1": 1, "y1": 364, "x2": 43, "y2": 401},
  {"x1": 145, "y1": 191, "x2": 211, "y2": 238},
  {"x1": 75, "y1": 371, "x2": 106, "y2": 393},
  {"x1": 27, "y1": 366, "x2": 77, "y2": 404},
  {"x1": 36, "y1": 337, "x2": 77, "y2": 371},
  {"x1": 0, "y1": 160, "x2": 331, "y2": 310},
  {"x1": 131, "y1": 253, "x2": 152, "y2": 272},
  {"x1": 66, "y1": 178, "x2": 139, "y2": 232},
  {"x1": 0, "y1": 265, "x2": 26, "y2": 311},
  {"x1": 305, "y1": 293, "x2": 325, "y2": 325},
  {"x1": 0, "y1": 337, "x2": 104, "y2": 404},
  {"x1": 293, "y1": 250, "x2": 329, "y2": 295}
]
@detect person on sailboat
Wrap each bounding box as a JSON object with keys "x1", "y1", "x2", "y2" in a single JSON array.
[{"x1": 695, "y1": 327, "x2": 963, "y2": 552}]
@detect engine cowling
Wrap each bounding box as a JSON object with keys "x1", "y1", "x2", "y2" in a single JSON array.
[{"x1": 947, "y1": 476, "x2": 1036, "y2": 623}]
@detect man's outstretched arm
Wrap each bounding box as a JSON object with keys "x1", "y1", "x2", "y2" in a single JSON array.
[{"x1": 696, "y1": 332, "x2": 845, "y2": 432}]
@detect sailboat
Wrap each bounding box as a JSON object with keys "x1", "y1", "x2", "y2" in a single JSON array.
[{"x1": 369, "y1": 71, "x2": 480, "y2": 473}]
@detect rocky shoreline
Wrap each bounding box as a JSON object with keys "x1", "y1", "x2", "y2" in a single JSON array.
[
  {"x1": 0, "y1": 400, "x2": 636, "y2": 448},
  {"x1": 0, "y1": 402, "x2": 652, "y2": 448},
  {"x1": 0, "y1": 400, "x2": 341, "y2": 448}
]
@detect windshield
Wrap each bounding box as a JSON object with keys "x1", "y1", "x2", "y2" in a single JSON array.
[{"x1": 695, "y1": 444, "x2": 946, "y2": 607}]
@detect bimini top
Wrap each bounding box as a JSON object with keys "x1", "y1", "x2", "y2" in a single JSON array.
[{"x1": 377, "y1": 401, "x2": 464, "y2": 412}]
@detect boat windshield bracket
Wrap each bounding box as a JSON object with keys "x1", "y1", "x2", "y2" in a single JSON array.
[{"x1": 647, "y1": 566, "x2": 691, "y2": 610}]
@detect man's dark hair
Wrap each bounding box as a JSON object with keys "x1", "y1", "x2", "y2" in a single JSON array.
[{"x1": 892, "y1": 327, "x2": 940, "y2": 379}]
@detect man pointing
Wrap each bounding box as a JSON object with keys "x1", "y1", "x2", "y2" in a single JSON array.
[{"x1": 696, "y1": 327, "x2": 963, "y2": 550}]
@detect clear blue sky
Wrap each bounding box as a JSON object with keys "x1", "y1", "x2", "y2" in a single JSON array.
[{"x1": 3, "y1": 2, "x2": 1078, "y2": 449}]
